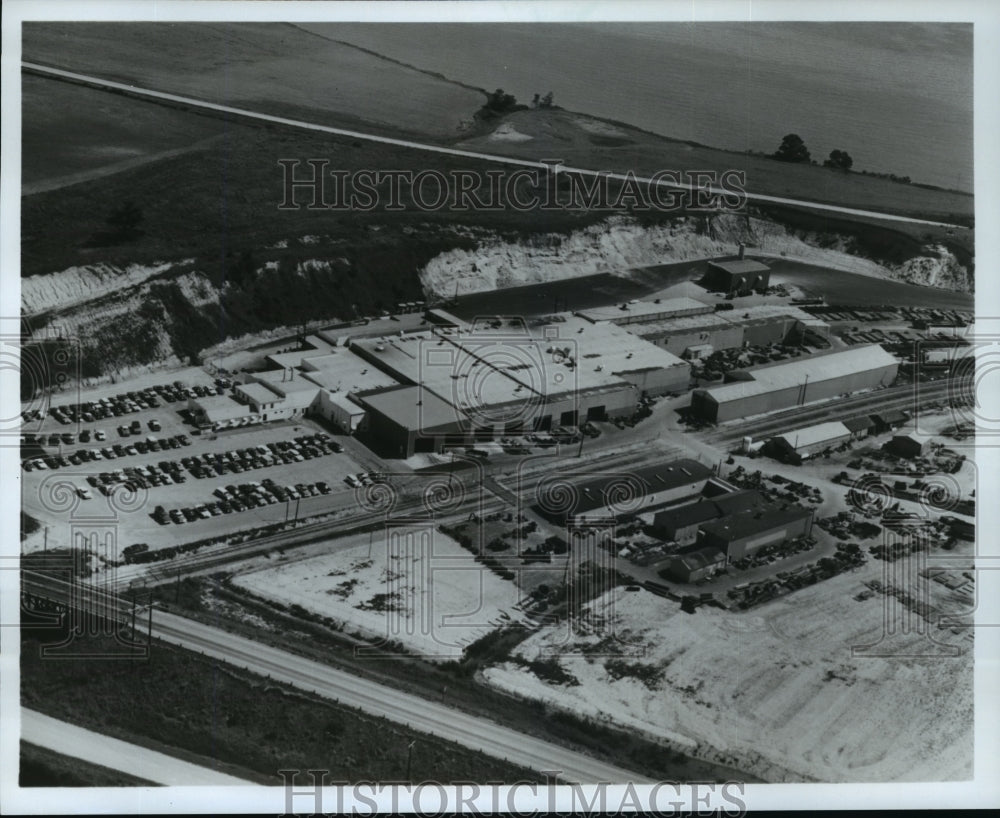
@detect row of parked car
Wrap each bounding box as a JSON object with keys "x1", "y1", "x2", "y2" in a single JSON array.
[
  {"x1": 36, "y1": 381, "x2": 224, "y2": 426},
  {"x1": 22, "y1": 434, "x2": 192, "y2": 471},
  {"x1": 344, "y1": 472, "x2": 386, "y2": 487},
  {"x1": 181, "y1": 433, "x2": 340, "y2": 480},
  {"x1": 152, "y1": 478, "x2": 333, "y2": 524},
  {"x1": 25, "y1": 429, "x2": 108, "y2": 447},
  {"x1": 88, "y1": 460, "x2": 188, "y2": 493}
]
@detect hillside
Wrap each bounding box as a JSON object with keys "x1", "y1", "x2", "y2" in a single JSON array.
[{"x1": 419, "y1": 213, "x2": 973, "y2": 298}]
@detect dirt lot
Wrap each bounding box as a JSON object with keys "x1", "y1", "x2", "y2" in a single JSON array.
[
  {"x1": 481, "y1": 552, "x2": 973, "y2": 783},
  {"x1": 231, "y1": 529, "x2": 530, "y2": 659}
]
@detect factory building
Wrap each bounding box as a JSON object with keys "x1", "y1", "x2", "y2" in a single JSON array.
[
  {"x1": 764, "y1": 421, "x2": 853, "y2": 463},
  {"x1": 690, "y1": 345, "x2": 898, "y2": 422},
  {"x1": 351, "y1": 316, "x2": 691, "y2": 456},
  {"x1": 534, "y1": 459, "x2": 713, "y2": 526},
  {"x1": 700, "y1": 506, "x2": 815, "y2": 562}
]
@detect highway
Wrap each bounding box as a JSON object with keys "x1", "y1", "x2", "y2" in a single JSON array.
[
  {"x1": 22, "y1": 570, "x2": 651, "y2": 782},
  {"x1": 22, "y1": 61, "x2": 968, "y2": 230},
  {"x1": 150, "y1": 609, "x2": 650, "y2": 783},
  {"x1": 21, "y1": 708, "x2": 249, "y2": 785}
]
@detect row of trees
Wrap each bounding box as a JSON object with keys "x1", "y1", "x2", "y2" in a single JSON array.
[{"x1": 772, "y1": 133, "x2": 854, "y2": 171}]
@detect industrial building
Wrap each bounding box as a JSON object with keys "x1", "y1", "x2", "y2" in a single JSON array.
[
  {"x1": 765, "y1": 421, "x2": 853, "y2": 463},
  {"x1": 700, "y1": 505, "x2": 815, "y2": 561},
  {"x1": 534, "y1": 459, "x2": 713, "y2": 526},
  {"x1": 843, "y1": 415, "x2": 875, "y2": 440},
  {"x1": 871, "y1": 409, "x2": 909, "y2": 434},
  {"x1": 690, "y1": 345, "x2": 899, "y2": 422},
  {"x1": 663, "y1": 546, "x2": 726, "y2": 583},
  {"x1": 702, "y1": 255, "x2": 771, "y2": 296},
  {"x1": 576, "y1": 297, "x2": 713, "y2": 326},
  {"x1": 582, "y1": 303, "x2": 828, "y2": 360},
  {"x1": 653, "y1": 489, "x2": 764, "y2": 544},
  {"x1": 352, "y1": 316, "x2": 691, "y2": 456},
  {"x1": 884, "y1": 433, "x2": 926, "y2": 459}
]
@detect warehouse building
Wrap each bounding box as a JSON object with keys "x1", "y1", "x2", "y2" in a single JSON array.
[
  {"x1": 690, "y1": 345, "x2": 898, "y2": 422},
  {"x1": 663, "y1": 546, "x2": 727, "y2": 583},
  {"x1": 700, "y1": 505, "x2": 815, "y2": 561},
  {"x1": 597, "y1": 305, "x2": 828, "y2": 360},
  {"x1": 871, "y1": 409, "x2": 909, "y2": 434},
  {"x1": 765, "y1": 421, "x2": 853, "y2": 463},
  {"x1": 534, "y1": 459, "x2": 713, "y2": 526},
  {"x1": 843, "y1": 415, "x2": 876, "y2": 440},
  {"x1": 653, "y1": 489, "x2": 764, "y2": 544}
]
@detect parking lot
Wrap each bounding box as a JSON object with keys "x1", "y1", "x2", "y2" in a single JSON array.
[{"x1": 21, "y1": 404, "x2": 375, "y2": 556}]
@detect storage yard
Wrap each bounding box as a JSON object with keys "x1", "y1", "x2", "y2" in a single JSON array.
[
  {"x1": 231, "y1": 529, "x2": 530, "y2": 659},
  {"x1": 482, "y1": 569, "x2": 973, "y2": 783}
]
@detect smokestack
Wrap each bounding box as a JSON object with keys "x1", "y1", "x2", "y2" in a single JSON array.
[{"x1": 738, "y1": 242, "x2": 746, "y2": 260}]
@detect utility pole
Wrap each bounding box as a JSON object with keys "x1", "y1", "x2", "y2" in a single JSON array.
[
  {"x1": 43, "y1": 526, "x2": 48, "y2": 552},
  {"x1": 405, "y1": 739, "x2": 416, "y2": 782}
]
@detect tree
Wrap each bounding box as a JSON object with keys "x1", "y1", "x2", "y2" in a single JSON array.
[
  {"x1": 824, "y1": 149, "x2": 854, "y2": 171},
  {"x1": 540, "y1": 91, "x2": 555, "y2": 109},
  {"x1": 772, "y1": 133, "x2": 811, "y2": 164}
]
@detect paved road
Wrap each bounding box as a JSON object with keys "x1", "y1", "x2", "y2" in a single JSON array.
[
  {"x1": 22, "y1": 61, "x2": 968, "y2": 230},
  {"x1": 146, "y1": 608, "x2": 650, "y2": 783},
  {"x1": 21, "y1": 708, "x2": 250, "y2": 786}
]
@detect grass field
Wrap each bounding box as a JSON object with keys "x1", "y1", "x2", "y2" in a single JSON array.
[
  {"x1": 456, "y1": 108, "x2": 973, "y2": 223},
  {"x1": 22, "y1": 22, "x2": 484, "y2": 139},
  {"x1": 20, "y1": 742, "x2": 154, "y2": 787},
  {"x1": 22, "y1": 73, "x2": 226, "y2": 194},
  {"x1": 21, "y1": 628, "x2": 539, "y2": 784}
]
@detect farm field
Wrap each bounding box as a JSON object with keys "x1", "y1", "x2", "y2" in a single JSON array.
[
  {"x1": 22, "y1": 73, "x2": 227, "y2": 194},
  {"x1": 455, "y1": 108, "x2": 974, "y2": 222},
  {"x1": 22, "y1": 22, "x2": 484, "y2": 139},
  {"x1": 232, "y1": 529, "x2": 530, "y2": 658},
  {"x1": 482, "y1": 566, "x2": 973, "y2": 783}
]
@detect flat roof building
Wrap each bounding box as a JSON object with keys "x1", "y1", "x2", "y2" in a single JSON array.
[
  {"x1": 351, "y1": 317, "x2": 691, "y2": 454},
  {"x1": 700, "y1": 505, "x2": 815, "y2": 561},
  {"x1": 691, "y1": 345, "x2": 898, "y2": 422},
  {"x1": 576, "y1": 297, "x2": 713, "y2": 326},
  {"x1": 653, "y1": 489, "x2": 764, "y2": 545},
  {"x1": 663, "y1": 546, "x2": 727, "y2": 584},
  {"x1": 704, "y1": 257, "x2": 771, "y2": 296},
  {"x1": 534, "y1": 458, "x2": 713, "y2": 525}
]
